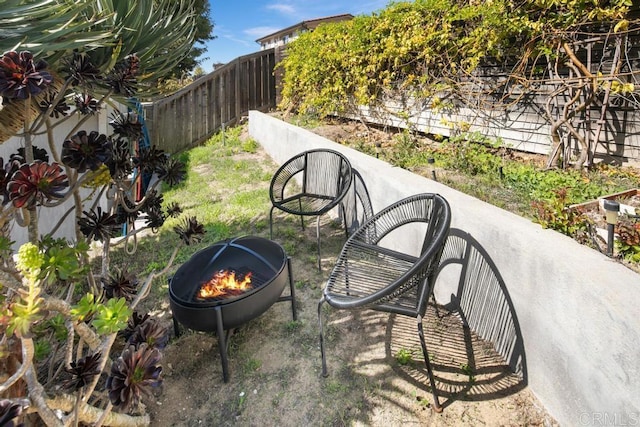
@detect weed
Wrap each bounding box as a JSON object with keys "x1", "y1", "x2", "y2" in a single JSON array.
[
  {"x1": 324, "y1": 379, "x2": 348, "y2": 394},
  {"x1": 460, "y1": 363, "x2": 476, "y2": 383},
  {"x1": 241, "y1": 138, "x2": 259, "y2": 153},
  {"x1": 282, "y1": 242, "x2": 297, "y2": 256},
  {"x1": 440, "y1": 132, "x2": 503, "y2": 176},
  {"x1": 237, "y1": 391, "x2": 246, "y2": 413},
  {"x1": 411, "y1": 390, "x2": 432, "y2": 408},
  {"x1": 395, "y1": 348, "x2": 415, "y2": 366},
  {"x1": 290, "y1": 113, "x2": 323, "y2": 128},
  {"x1": 271, "y1": 391, "x2": 284, "y2": 407},
  {"x1": 531, "y1": 188, "x2": 590, "y2": 238},
  {"x1": 284, "y1": 320, "x2": 303, "y2": 333},
  {"x1": 243, "y1": 358, "x2": 261, "y2": 374}
]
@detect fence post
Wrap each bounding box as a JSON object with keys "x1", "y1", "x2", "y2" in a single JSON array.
[{"x1": 235, "y1": 58, "x2": 242, "y2": 124}]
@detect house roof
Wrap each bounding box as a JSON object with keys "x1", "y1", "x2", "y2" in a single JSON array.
[{"x1": 255, "y1": 14, "x2": 354, "y2": 44}]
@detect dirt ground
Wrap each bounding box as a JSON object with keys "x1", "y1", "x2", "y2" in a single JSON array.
[{"x1": 144, "y1": 122, "x2": 559, "y2": 426}]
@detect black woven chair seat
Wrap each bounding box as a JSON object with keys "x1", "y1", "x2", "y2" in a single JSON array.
[
  {"x1": 276, "y1": 193, "x2": 338, "y2": 216},
  {"x1": 324, "y1": 241, "x2": 420, "y2": 312}
]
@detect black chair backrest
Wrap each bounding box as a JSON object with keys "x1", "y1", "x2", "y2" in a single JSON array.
[
  {"x1": 300, "y1": 149, "x2": 352, "y2": 198},
  {"x1": 342, "y1": 168, "x2": 374, "y2": 235},
  {"x1": 269, "y1": 149, "x2": 352, "y2": 212},
  {"x1": 346, "y1": 193, "x2": 451, "y2": 314}
]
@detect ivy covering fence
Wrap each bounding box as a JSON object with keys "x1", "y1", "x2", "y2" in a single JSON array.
[{"x1": 279, "y1": 0, "x2": 640, "y2": 168}]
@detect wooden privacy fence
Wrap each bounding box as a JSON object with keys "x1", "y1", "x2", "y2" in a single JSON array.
[{"x1": 142, "y1": 49, "x2": 276, "y2": 153}]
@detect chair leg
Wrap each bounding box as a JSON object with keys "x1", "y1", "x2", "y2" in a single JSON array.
[
  {"x1": 417, "y1": 315, "x2": 443, "y2": 413},
  {"x1": 340, "y1": 202, "x2": 349, "y2": 238},
  {"x1": 269, "y1": 206, "x2": 275, "y2": 239},
  {"x1": 316, "y1": 215, "x2": 321, "y2": 271},
  {"x1": 298, "y1": 200, "x2": 305, "y2": 231},
  {"x1": 318, "y1": 297, "x2": 329, "y2": 377}
]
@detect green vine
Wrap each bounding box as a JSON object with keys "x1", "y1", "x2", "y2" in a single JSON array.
[{"x1": 279, "y1": 0, "x2": 635, "y2": 169}]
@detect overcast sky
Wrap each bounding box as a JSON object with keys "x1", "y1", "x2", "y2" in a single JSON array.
[{"x1": 199, "y1": 0, "x2": 390, "y2": 71}]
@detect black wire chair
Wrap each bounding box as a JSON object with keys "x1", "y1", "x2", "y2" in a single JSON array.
[
  {"x1": 269, "y1": 149, "x2": 353, "y2": 270},
  {"x1": 318, "y1": 193, "x2": 452, "y2": 412}
]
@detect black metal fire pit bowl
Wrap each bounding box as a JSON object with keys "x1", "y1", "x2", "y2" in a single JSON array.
[{"x1": 169, "y1": 236, "x2": 297, "y2": 382}]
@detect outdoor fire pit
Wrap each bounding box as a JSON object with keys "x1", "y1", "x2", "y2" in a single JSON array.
[{"x1": 169, "y1": 236, "x2": 297, "y2": 381}]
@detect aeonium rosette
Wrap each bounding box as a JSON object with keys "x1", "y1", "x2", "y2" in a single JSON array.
[
  {"x1": 7, "y1": 161, "x2": 69, "y2": 209},
  {"x1": 0, "y1": 50, "x2": 53, "y2": 100},
  {"x1": 62, "y1": 130, "x2": 112, "y2": 173}
]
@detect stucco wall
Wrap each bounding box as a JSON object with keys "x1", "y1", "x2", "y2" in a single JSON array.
[{"x1": 249, "y1": 110, "x2": 640, "y2": 427}]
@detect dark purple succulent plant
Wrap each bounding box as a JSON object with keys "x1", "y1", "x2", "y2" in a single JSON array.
[
  {"x1": 62, "y1": 352, "x2": 102, "y2": 391},
  {"x1": 0, "y1": 157, "x2": 22, "y2": 205},
  {"x1": 138, "y1": 190, "x2": 165, "y2": 229},
  {"x1": 74, "y1": 93, "x2": 101, "y2": 115},
  {"x1": 173, "y1": 216, "x2": 205, "y2": 246},
  {"x1": 106, "y1": 137, "x2": 134, "y2": 181},
  {"x1": 106, "y1": 344, "x2": 162, "y2": 413},
  {"x1": 64, "y1": 51, "x2": 102, "y2": 87},
  {"x1": 119, "y1": 311, "x2": 150, "y2": 342},
  {"x1": 144, "y1": 208, "x2": 165, "y2": 229},
  {"x1": 62, "y1": 130, "x2": 112, "y2": 173},
  {"x1": 0, "y1": 399, "x2": 24, "y2": 427},
  {"x1": 78, "y1": 206, "x2": 121, "y2": 242},
  {"x1": 102, "y1": 266, "x2": 139, "y2": 301},
  {"x1": 16, "y1": 146, "x2": 49, "y2": 163},
  {"x1": 140, "y1": 189, "x2": 162, "y2": 213},
  {"x1": 134, "y1": 146, "x2": 166, "y2": 174},
  {"x1": 165, "y1": 202, "x2": 183, "y2": 218},
  {"x1": 0, "y1": 51, "x2": 53, "y2": 99},
  {"x1": 105, "y1": 54, "x2": 140, "y2": 97},
  {"x1": 7, "y1": 161, "x2": 69, "y2": 209},
  {"x1": 114, "y1": 195, "x2": 139, "y2": 226},
  {"x1": 127, "y1": 317, "x2": 170, "y2": 350},
  {"x1": 157, "y1": 157, "x2": 186, "y2": 187},
  {"x1": 109, "y1": 111, "x2": 143, "y2": 141},
  {"x1": 38, "y1": 91, "x2": 70, "y2": 118}
]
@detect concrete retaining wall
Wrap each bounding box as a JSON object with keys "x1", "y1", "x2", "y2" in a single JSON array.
[{"x1": 249, "y1": 110, "x2": 640, "y2": 426}]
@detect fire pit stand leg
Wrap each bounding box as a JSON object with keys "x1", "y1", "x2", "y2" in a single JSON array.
[
  {"x1": 172, "y1": 316, "x2": 182, "y2": 338},
  {"x1": 214, "y1": 306, "x2": 233, "y2": 383},
  {"x1": 277, "y1": 257, "x2": 297, "y2": 321}
]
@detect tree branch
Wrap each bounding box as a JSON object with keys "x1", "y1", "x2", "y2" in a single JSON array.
[{"x1": 47, "y1": 394, "x2": 150, "y2": 427}]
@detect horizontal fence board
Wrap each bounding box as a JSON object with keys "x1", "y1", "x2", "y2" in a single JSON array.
[{"x1": 353, "y1": 89, "x2": 640, "y2": 163}]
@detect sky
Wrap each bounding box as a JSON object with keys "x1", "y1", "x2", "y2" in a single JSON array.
[{"x1": 198, "y1": 0, "x2": 390, "y2": 71}]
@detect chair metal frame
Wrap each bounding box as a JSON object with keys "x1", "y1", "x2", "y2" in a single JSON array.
[
  {"x1": 318, "y1": 193, "x2": 451, "y2": 412},
  {"x1": 269, "y1": 149, "x2": 353, "y2": 270}
]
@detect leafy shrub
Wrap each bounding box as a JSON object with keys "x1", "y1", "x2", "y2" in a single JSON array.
[
  {"x1": 531, "y1": 188, "x2": 590, "y2": 238},
  {"x1": 439, "y1": 133, "x2": 502, "y2": 176},
  {"x1": 616, "y1": 218, "x2": 640, "y2": 262}
]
